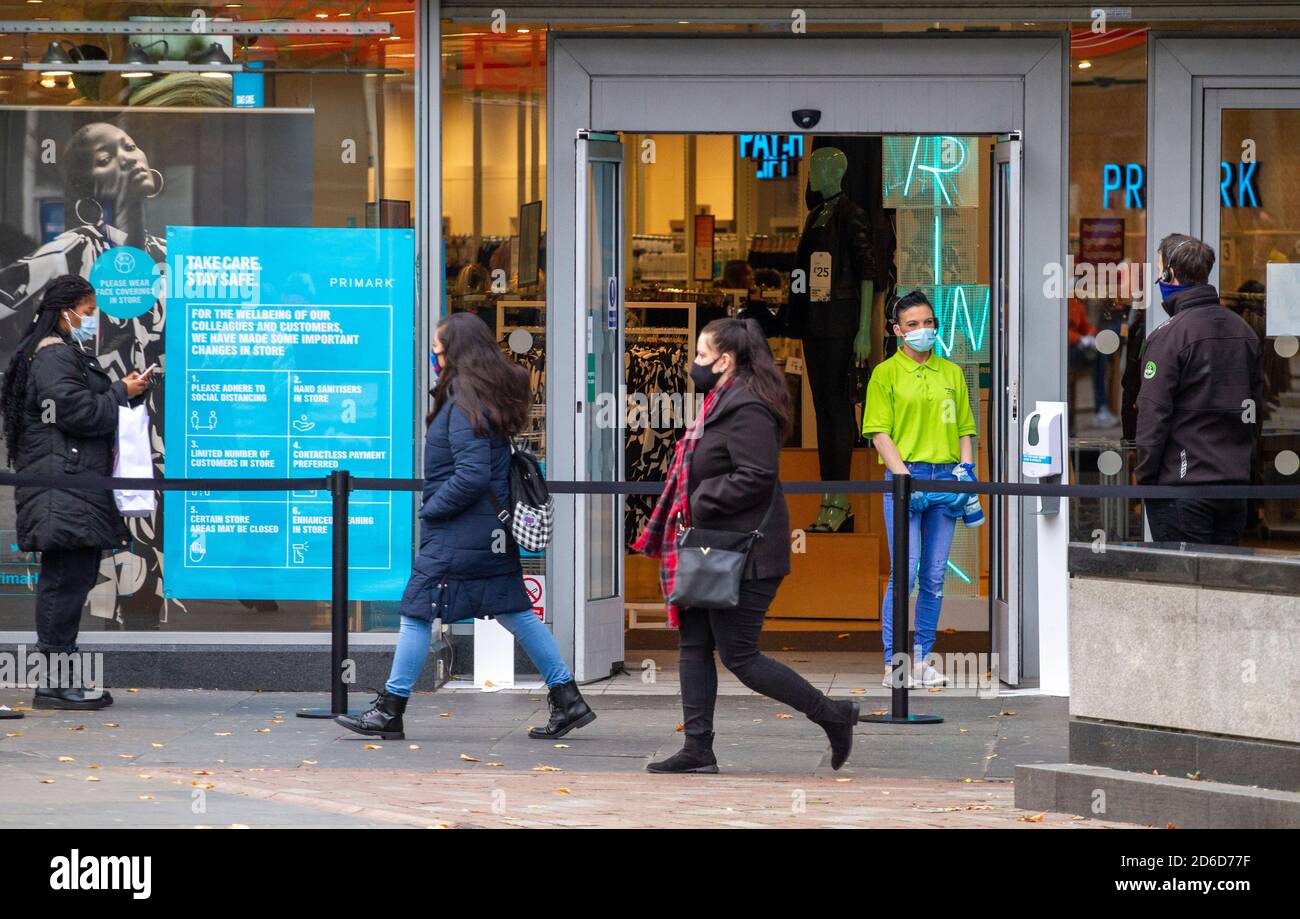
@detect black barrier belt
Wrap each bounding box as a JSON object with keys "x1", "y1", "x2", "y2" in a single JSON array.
[
  {"x1": 1, "y1": 470, "x2": 1298, "y2": 500},
  {"x1": 358, "y1": 477, "x2": 1300, "y2": 500}
]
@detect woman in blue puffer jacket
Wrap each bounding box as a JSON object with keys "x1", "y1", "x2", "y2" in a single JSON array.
[{"x1": 337, "y1": 312, "x2": 594, "y2": 741}]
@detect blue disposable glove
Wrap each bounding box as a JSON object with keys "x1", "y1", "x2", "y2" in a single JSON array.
[{"x1": 951, "y1": 463, "x2": 984, "y2": 526}]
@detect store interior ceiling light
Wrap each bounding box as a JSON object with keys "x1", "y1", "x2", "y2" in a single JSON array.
[
  {"x1": 38, "y1": 39, "x2": 75, "y2": 76},
  {"x1": 0, "y1": 20, "x2": 392, "y2": 36}
]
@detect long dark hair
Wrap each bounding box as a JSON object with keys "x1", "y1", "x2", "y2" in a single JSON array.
[
  {"x1": 701, "y1": 317, "x2": 793, "y2": 440},
  {"x1": 2, "y1": 275, "x2": 94, "y2": 466},
  {"x1": 430, "y1": 311, "x2": 530, "y2": 438}
]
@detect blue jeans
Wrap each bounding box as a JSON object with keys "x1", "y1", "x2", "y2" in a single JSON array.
[
  {"x1": 881, "y1": 462, "x2": 958, "y2": 666},
  {"x1": 384, "y1": 611, "x2": 572, "y2": 697}
]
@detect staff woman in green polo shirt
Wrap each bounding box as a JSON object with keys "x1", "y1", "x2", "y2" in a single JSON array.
[{"x1": 862, "y1": 291, "x2": 979, "y2": 688}]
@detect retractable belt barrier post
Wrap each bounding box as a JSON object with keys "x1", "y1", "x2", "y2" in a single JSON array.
[
  {"x1": 1, "y1": 470, "x2": 1297, "y2": 720},
  {"x1": 297, "y1": 469, "x2": 354, "y2": 719}
]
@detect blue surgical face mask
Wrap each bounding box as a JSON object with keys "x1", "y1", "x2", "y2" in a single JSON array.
[
  {"x1": 902, "y1": 328, "x2": 937, "y2": 352},
  {"x1": 1158, "y1": 280, "x2": 1190, "y2": 305},
  {"x1": 67, "y1": 310, "x2": 97, "y2": 345}
]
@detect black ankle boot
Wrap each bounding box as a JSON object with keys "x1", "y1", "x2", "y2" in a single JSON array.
[
  {"x1": 528, "y1": 680, "x2": 596, "y2": 739},
  {"x1": 336, "y1": 691, "x2": 407, "y2": 740},
  {"x1": 33, "y1": 686, "x2": 113, "y2": 711},
  {"x1": 813, "y1": 699, "x2": 860, "y2": 770},
  {"x1": 646, "y1": 731, "x2": 719, "y2": 774}
]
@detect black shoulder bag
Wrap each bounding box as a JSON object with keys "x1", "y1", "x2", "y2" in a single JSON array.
[{"x1": 667, "y1": 488, "x2": 780, "y2": 610}]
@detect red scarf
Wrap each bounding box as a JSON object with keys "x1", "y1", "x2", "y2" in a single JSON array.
[{"x1": 631, "y1": 380, "x2": 731, "y2": 627}]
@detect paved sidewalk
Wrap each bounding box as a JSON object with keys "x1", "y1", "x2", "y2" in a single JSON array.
[{"x1": 0, "y1": 687, "x2": 1129, "y2": 828}]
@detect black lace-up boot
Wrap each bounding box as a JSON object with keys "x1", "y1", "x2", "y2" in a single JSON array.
[
  {"x1": 527, "y1": 680, "x2": 596, "y2": 739},
  {"x1": 336, "y1": 690, "x2": 407, "y2": 740},
  {"x1": 646, "y1": 731, "x2": 719, "y2": 774}
]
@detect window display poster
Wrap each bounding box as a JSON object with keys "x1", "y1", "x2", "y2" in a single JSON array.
[
  {"x1": 163, "y1": 226, "x2": 416, "y2": 600},
  {"x1": 694, "y1": 213, "x2": 715, "y2": 282},
  {"x1": 0, "y1": 106, "x2": 313, "y2": 614},
  {"x1": 1080, "y1": 218, "x2": 1125, "y2": 265}
]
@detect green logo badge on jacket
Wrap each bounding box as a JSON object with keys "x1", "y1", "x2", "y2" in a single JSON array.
[{"x1": 1143, "y1": 360, "x2": 1157, "y2": 380}]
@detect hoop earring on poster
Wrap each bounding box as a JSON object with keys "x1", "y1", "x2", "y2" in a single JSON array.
[
  {"x1": 145, "y1": 168, "x2": 164, "y2": 199},
  {"x1": 74, "y1": 197, "x2": 104, "y2": 227}
]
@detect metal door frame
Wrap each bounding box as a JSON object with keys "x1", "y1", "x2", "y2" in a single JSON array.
[{"x1": 548, "y1": 33, "x2": 1067, "y2": 683}]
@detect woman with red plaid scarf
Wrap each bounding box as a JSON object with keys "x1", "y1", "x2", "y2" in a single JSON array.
[{"x1": 634, "y1": 318, "x2": 860, "y2": 773}]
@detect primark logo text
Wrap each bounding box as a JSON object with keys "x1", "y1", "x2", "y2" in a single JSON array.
[{"x1": 49, "y1": 850, "x2": 151, "y2": 900}]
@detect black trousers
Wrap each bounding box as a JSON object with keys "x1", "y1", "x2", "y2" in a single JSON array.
[
  {"x1": 1145, "y1": 498, "x2": 1247, "y2": 547},
  {"x1": 802, "y1": 334, "x2": 857, "y2": 482},
  {"x1": 678, "y1": 578, "x2": 838, "y2": 737},
  {"x1": 35, "y1": 547, "x2": 100, "y2": 653}
]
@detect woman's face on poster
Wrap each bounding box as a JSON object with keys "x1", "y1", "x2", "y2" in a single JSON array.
[{"x1": 80, "y1": 123, "x2": 156, "y2": 204}]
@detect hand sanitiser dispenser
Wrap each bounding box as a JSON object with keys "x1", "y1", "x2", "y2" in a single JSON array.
[{"x1": 1022, "y1": 403, "x2": 1065, "y2": 514}]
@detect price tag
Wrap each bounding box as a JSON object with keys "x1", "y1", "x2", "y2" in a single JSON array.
[{"x1": 810, "y1": 251, "x2": 831, "y2": 302}]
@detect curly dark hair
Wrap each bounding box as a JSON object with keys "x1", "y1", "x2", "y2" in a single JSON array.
[{"x1": 2, "y1": 275, "x2": 95, "y2": 466}]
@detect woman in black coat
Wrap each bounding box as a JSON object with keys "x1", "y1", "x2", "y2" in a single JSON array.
[
  {"x1": 338, "y1": 311, "x2": 595, "y2": 742},
  {"x1": 635, "y1": 318, "x2": 860, "y2": 773},
  {"x1": 1, "y1": 275, "x2": 151, "y2": 710}
]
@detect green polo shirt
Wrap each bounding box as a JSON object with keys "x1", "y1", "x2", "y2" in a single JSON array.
[{"x1": 861, "y1": 349, "x2": 977, "y2": 463}]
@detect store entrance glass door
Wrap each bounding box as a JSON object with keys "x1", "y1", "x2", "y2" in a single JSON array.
[
  {"x1": 573, "y1": 131, "x2": 626, "y2": 681},
  {"x1": 990, "y1": 135, "x2": 1023, "y2": 686}
]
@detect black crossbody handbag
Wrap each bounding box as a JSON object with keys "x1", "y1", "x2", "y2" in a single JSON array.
[{"x1": 667, "y1": 489, "x2": 779, "y2": 610}]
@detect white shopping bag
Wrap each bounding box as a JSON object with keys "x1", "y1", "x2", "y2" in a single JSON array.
[{"x1": 113, "y1": 404, "x2": 156, "y2": 517}]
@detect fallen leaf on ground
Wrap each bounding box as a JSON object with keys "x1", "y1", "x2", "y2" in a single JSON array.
[
  {"x1": 40, "y1": 779, "x2": 55, "y2": 784},
  {"x1": 151, "y1": 743, "x2": 164, "y2": 748},
  {"x1": 775, "y1": 713, "x2": 793, "y2": 719},
  {"x1": 533, "y1": 765, "x2": 562, "y2": 773},
  {"x1": 836, "y1": 633, "x2": 850, "y2": 639},
  {"x1": 408, "y1": 744, "x2": 420, "y2": 750},
  {"x1": 460, "y1": 753, "x2": 480, "y2": 762},
  {"x1": 137, "y1": 774, "x2": 152, "y2": 779},
  {"x1": 868, "y1": 709, "x2": 888, "y2": 717},
  {"x1": 58, "y1": 756, "x2": 75, "y2": 763},
  {"x1": 485, "y1": 762, "x2": 504, "y2": 768},
  {"x1": 193, "y1": 782, "x2": 215, "y2": 790},
  {"x1": 363, "y1": 744, "x2": 382, "y2": 751},
  {"x1": 849, "y1": 688, "x2": 867, "y2": 694},
  {"x1": 556, "y1": 787, "x2": 571, "y2": 794},
  {"x1": 139, "y1": 795, "x2": 155, "y2": 801},
  {"x1": 438, "y1": 712, "x2": 453, "y2": 718},
  {"x1": 67, "y1": 725, "x2": 85, "y2": 732},
  {"x1": 126, "y1": 689, "x2": 139, "y2": 693},
  {"x1": 5, "y1": 732, "x2": 23, "y2": 738},
  {"x1": 254, "y1": 728, "x2": 271, "y2": 734},
  {"x1": 998, "y1": 710, "x2": 1019, "y2": 717},
  {"x1": 1019, "y1": 813, "x2": 1045, "y2": 823},
  {"x1": 214, "y1": 732, "x2": 232, "y2": 737},
  {"x1": 959, "y1": 728, "x2": 969, "y2": 733},
  {"x1": 102, "y1": 723, "x2": 120, "y2": 728},
  {"x1": 553, "y1": 743, "x2": 570, "y2": 749},
  {"x1": 301, "y1": 760, "x2": 318, "y2": 765},
  {"x1": 84, "y1": 776, "x2": 100, "y2": 782},
  {"x1": 193, "y1": 770, "x2": 211, "y2": 776},
  {"x1": 675, "y1": 722, "x2": 684, "y2": 732}
]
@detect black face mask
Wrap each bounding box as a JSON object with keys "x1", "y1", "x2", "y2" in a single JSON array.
[{"x1": 690, "y1": 359, "x2": 724, "y2": 393}]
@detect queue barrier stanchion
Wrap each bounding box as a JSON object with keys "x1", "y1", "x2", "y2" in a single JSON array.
[
  {"x1": 862, "y1": 471, "x2": 942, "y2": 726},
  {"x1": 297, "y1": 468, "x2": 357, "y2": 719}
]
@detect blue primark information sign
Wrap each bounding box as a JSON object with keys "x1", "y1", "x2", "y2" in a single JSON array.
[{"x1": 163, "y1": 227, "x2": 415, "y2": 601}]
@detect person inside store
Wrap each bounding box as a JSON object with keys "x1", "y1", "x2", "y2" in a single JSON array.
[
  {"x1": 337, "y1": 311, "x2": 596, "y2": 742},
  {"x1": 0, "y1": 275, "x2": 152, "y2": 710},
  {"x1": 861, "y1": 291, "x2": 980, "y2": 689},
  {"x1": 633, "y1": 317, "x2": 860, "y2": 774},
  {"x1": 1136, "y1": 234, "x2": 1262, "y2": 546},
  {"x1": 722, "y1": 258, "x2": 782, "y2": 337}
]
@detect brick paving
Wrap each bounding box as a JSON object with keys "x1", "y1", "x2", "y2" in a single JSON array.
[{"x1": 0, "y1": 687, "x2": 1132, "y2": 829}]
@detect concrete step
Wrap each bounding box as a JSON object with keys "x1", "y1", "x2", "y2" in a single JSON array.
[{"x1": 1015, "y1": 762, "x2": 1300, "y2": 828}]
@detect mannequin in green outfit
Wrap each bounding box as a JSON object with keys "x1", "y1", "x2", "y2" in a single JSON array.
[{"x1": 790, "y1": 147, "x2": 875, "y2": 532}]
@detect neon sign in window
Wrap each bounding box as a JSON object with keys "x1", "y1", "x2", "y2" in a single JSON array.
[{"x1": 737, "y1": 134, "x2": 804, "y2": 179}]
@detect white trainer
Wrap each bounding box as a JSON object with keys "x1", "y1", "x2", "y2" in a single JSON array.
[
  {"x1": 913, "y1": 663, "x2": 949, "y2": 687},
  {"x1": 881, "y1": 668, "x2": 915, "y2": 689}
]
